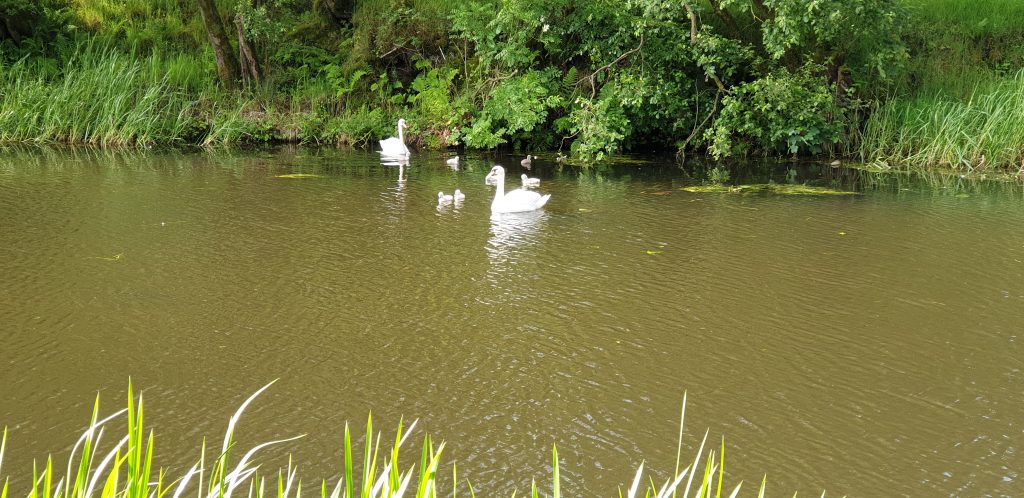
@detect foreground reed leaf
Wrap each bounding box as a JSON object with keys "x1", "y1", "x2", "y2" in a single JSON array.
[
  {"x1": 0, "y1": 384, "x2": 812, "y2": 498},
  {"x1": 551, "y1": 446, "x2": 560, "y2": 498}
]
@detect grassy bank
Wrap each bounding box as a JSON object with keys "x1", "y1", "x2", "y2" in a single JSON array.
[
  {"x1": 0, "y1": 47, "x2": 200, "y2": 145},
  {"x1": 861, "y1": 72, "x2": 1024, "y2": 172},
  {"x1": 7, "y1": 0, "x2": 1023, "y2": 170},
  {"x1": 0, "y1": 0, "x2": 913, "y2": 161},
  {"x1": 860, "y1": 0, "x2": 1024, "y2": 172},
  {"x1": 0, "y1": 384, "x2": 778, "y2": 498},
  {"x1": 0, "y1": 43, "x2": 399, "y2": 147}
]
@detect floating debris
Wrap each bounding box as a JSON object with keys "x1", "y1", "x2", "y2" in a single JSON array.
[
  {"x1": 275, "y1": 173, "x2": 325, "y2": 179},
  {"x1": 89, "y1": 252, "x2": 124, "y2": 262},
  {"x1": 680, "y1": 184, "x2": 858, "y2": 196}
]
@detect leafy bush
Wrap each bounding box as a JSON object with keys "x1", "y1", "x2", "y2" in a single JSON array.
[
  {"x1": 460, "y1": 69, "x2": 563, "y2": 148},
  {"x1": 408, "y1": 60, "x2": 462, "y2": 143},
  {"x1": 569, "y1": 94, "x2": 628, "y2": 162},
  {"x1": 323, "y1": 106, "x2": 392, "y2": 146},
  {"x1": 707, "y1": 64, "x2": 843, "y2": 158}
]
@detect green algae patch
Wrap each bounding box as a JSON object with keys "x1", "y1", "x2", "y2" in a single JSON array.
[
  {"x1": 680, "y1": 184, "x2": 859, "y2": 196},
  {"x1": 275, "y1": 173, "x2": 325, "y2": 179}
]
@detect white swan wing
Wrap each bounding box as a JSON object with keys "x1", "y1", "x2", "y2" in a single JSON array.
[
  {"x1": 493, "y1": 188, "x2": 551, "y2": 213},
  {"x1": 379, "y1": 137, "x2": 408, "y2": 155}
]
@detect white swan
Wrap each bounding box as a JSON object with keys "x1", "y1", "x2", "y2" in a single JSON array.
[
  {"x1": 521, "y1": 174, "x2": 540, "y2": 187},
  {"x1": 453, "y1": 189, "x2": 466, "y2": 201},
  {"x1": 379, "y1": 119, "x2": 409, "y2": 156},
  {"x1": 521, "y1": 154, "x2": 533, "y2": 167},
  {"x1": 484, "y1": 165, "x2": 550, "y2": 214},
  {"x1": 446, "y1": 156, "x2": 460, "y2": 167},
  {"x1": 438, "y1": 191, "x2": 454, "y2": 205}
]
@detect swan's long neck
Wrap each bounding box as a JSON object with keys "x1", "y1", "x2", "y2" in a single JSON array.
[
  {"x1": 492, "y1": 173, "x2": 505, "y2": 206},
  {"x1": 398, "y1": 124, "x2": 405, "y2": 144}
]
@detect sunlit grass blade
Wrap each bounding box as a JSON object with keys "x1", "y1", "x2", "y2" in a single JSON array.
[
  {"x1": 716, "y1": 437, "x2": 724, "y2": 498},
  {"x1": 1, "y1": 426, "x2": 7, "y2": 482},
  {"x1": 626, "y1": 461, "x2": 644, "y2": 498},
  {"x1": 682, "y1": 430, "x2": 709, "y2": 498},
  {"x1": 0, "y1": 384, "x2": 819, "y2": 498},
  {"x1": 551, "y1": 445, "x2": 560, "y2": 498},
  {"x1": 673, "y1": 392, "x2": 686, "y2": 498},
  {"x1": 343, "y1": 423, "x2": 353, "y2": 498}
]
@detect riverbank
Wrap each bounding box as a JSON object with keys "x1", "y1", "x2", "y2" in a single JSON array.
[
  {"x1": 4, "y1": 1, "x2": 1024, "y2": 172},
  {"x1": 859, "y1": 0, "x2": 1024, "y2": 172}
]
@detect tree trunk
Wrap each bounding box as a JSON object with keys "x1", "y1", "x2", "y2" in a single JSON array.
[
  {"x1": 1, "y1": 16, "x2": 22, "y2": 45},
  {"x1": 197, "y1": 0, "x2": 240, "y2": 89},
  {"x1": 236, "y1": 14, "x2": 261, "y2": 86},
  {"x1": 318, "y1": 0, "x2": 356, "y2": 26}
]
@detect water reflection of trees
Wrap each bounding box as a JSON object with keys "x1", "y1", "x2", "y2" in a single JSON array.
[{"x1": 850, "y1": 167, "x2": 1024, "y2": 199}]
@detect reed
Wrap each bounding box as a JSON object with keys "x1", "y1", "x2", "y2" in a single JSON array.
[
  {"x1": 0, "y1": 383, "x2": 780, "y2": 498},
  {"x1": 906, "y1": 0, "x2": 1024, "y2": 38},
  {"x1": 861, "y1": 71, "x2": 1024, "y2": 171},
  {"x1": 0, "y1": 44, "x2": 210, "y2": 146}
]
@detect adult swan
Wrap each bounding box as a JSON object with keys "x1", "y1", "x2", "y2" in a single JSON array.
[
  {"x1": 379, "y1": 119, "x2": 409, "y2": 156},
  {"x1": 484, "y1": 165, "x2": 550, "y2": 214}
]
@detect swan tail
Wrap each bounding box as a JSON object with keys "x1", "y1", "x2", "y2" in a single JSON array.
[{"x1": 536, "y1": 194, "x2": 552, "y2": 208}]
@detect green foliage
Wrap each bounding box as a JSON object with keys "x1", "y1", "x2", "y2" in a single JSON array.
[
  {"x1": 325, "y1": 106, "x2": 393, "y2": 146},
  {"x1": 0, "y1": 0, "x2": 942, "y2": 167},
  {"x1": 569, "y1": 95, "x2": 628, "y2": 162},
  {"x1": 70, "y1": 0, "x2": 208, "y2": 52},
  {"x1": 0, "y1": 43, "x2": 206, "y2": 145},
  {"x1": 857, "y1": 0, "x2": 1024, "y2": 171},
  {"x1": 347, "y1": 0, "x2": 453, "y2": 74},
  {"x1": 0, "y1": 0, "x2": 74, "y2": 60},
  {"x1": 906, "y1": 0, "x2": 1024, "y2": 38},
  {"x1": 861, "y1": 70, "x2": 1024, "y2": 171},
  {"x1": 723, "y1": 0, "x2": 909, "y2": 90},
  {"x1": 460, "y1": 69, "x2": 563, "y2": 148},
  {"x1": 707, "y1": 64, "x2": 843, "y2": 158},
  {"x1": 408, "y1": 60, "x2": 463, "y2": 145}
]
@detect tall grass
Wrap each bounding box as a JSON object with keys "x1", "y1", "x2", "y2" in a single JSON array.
[
  {"x1": 0, "y1": 383, "x2": 784, "y2": 498},
  {"x1": 72, "y1": 0, "x2": 208, "y2": 51},
  {"x1": 0, "y1": 44, "x2": 210, "y2": 146},
  {"x1": 906, "y1": 0, "x2": 1024, "y2": 38},
  {"x1": 861, "y1": 71, "x2": 1024, "y2": 171}
]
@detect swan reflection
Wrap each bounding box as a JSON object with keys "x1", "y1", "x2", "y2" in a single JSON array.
[
  {"x1": 379, "y1": 153, "x2": 410, "y2": 168},
  {"x1": 487, "y1": 210, "x2": 547, "y2": 262},
  {"x1": 379, "y1": 156, "x2": 408, "y2": 218}
]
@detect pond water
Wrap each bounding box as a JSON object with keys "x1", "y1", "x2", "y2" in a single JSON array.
[{"x1": 1, "y1": 147, "x2": 1022, "y2": 497}]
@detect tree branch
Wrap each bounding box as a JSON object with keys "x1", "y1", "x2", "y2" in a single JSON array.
[
  {"x1": 578, "y1": 35, "x2": 644, "y2": 99},
  {"x1": 707, "y1": 0, "x2": 743, "y2": 38},
  {"x1": 684, "y1": 4, "x2": 726, "y2": 92},
  {"x1": 678, "y1": 87, "x2": 722, "y2": 163}
]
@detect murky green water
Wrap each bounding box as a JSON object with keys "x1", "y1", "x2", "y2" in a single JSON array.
[{"x1": 1, "y1": 147, "x2": 1022, "y2": 497}]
